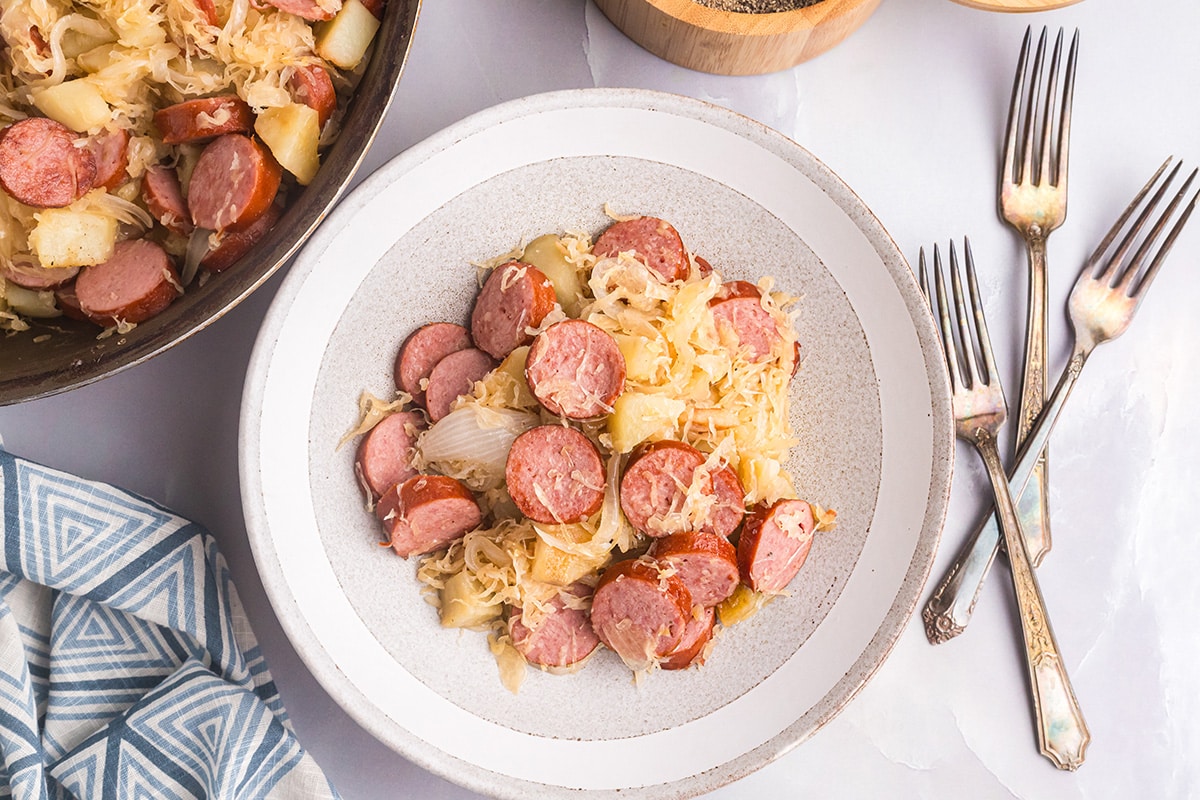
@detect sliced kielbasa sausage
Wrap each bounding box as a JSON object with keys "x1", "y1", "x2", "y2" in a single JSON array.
[
  {"x1": 264, "y1": 0, "x2": 340, "y2": 21},
  {"x1": 74, "y1": 240, "x2": 180, "y2": 326},
  {"x1": 706, "y1": 463, "x2": 746, "y2": 539},
  {"x1": 423, "y1": 347, "x2": 495, "y2": 423},
  {"x1": 393, "y1": 322, "x2": 473, "y2": 406},
  {"x1": 200, "y1": 202, "x2": 282, "y2": 273},
  {"x1": 505, "y1": 425, "x2": 605, "y2": 524},
  {"x1": 88, "y1": 127, "x2": 129, "y2": 191},
  {"x1": 0, "y1": 117, "x2": 96, "y2": 208},
  {"x1": 508, "y1": 582, "x2": 600, "y2": 670},
  {"x1": 738, "y1": 498, "x2": 817, "y2": 594},
  {"x1": 525, "y1": 319, "x2": 626, "y2": 419},
  {"x1": 469, "y1": 260, "x2": 557, "y2": 360},
  {"x1": 660, "y1": 605, "x2": 715, "y2": 671},
  {"x1": 709, "y1": 280, "x2": 783, "y2": 362},
  {"x1": 593, "y1": 216, "x2": 689, "y2": 284},
  {"x1": 375, "y1": 474, "x2": 481, "y2": 558},
  {"x1": 143, "y1": 165, "x2": 193, "y2": 236},
  {"x1": 153, "y1": 96, "x2": 255, "y2": 145},
  {"x1": 619, "y1": 440, "x2": 740, "y2": 538},
  {"x1": 650, "y1": 530, "x2": 739, "y2": 607},
  {"x1": 288, "y1": 64, "x2": 337, "y2": 128},
  {"x1": 188, "y1": 134, "x2": 281, "y2": 232},
  {"x1": 53, "y1": 281, "x2": 90, "y2": 322},
  {"x1": 74, "y1": 239, "x2": 180, "y2": 326},
  {"x1": 590, "y1": 558, "x2": 692, "y2": 670},
  {"x1": 1, "y1": 263, "x2": 79, "y2": 290},
  {"x1": 355, "y1": 410, "x2": 424, "y2": 502}
]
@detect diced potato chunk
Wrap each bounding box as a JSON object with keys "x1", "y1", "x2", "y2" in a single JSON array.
[
  {"x1": 31, "y1": 78, "x2": 111, "y2": 133},
  {"x1": 29, "y1": 208, "x2": 118, "y2": 268},
  {"x1": 255, "y1": 103, "x2": 321, "y2": 185},
  {"x1": 438, "y1": 570, "x2": 502, "y2": 628},
  {"x1": 522, "y1": 234, "x2": 586, "y2": 317},
  {"x1": 76, "y1": 44, "x2": 119, "y2": 74},
  {"x1": 717, "y1": 584, "x2": 771, "y2": 627},
  {"x1": 314, "y1": 0, "x2": 381, "y2": 69},
  {"x1": 607, "y1": 391, "x2": 685, "y2": 453},
  {"x1": 531, "y1": 524, "x2": 607, "y2": 586},
  {"x1": 614, "y1": 333, "x2": 665, "y2": 383}
]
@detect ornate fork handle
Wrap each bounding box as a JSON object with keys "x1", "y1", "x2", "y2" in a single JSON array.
[
  {"x1": 923, "y1": 351, "x2": 1087, "y2": 643},
  {"x1": 972, "y1": 428, "x2": 1090, "y2": 771},
  {"x1": 1015, "y1": 233, "x2": 1053, "y2": 564}
]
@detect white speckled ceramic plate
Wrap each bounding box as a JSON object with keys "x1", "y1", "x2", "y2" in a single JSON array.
[{"x1": 240, "y1": 88, "x2": 953, "y2": 799}]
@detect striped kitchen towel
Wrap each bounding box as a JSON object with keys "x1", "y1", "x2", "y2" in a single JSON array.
[{"x1": 0, "y1": 448, "x2": 338, "y2": 800}]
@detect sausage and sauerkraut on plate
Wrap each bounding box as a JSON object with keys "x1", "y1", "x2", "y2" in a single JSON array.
[
  {"x1": 348, "y1": 212, "x2": 836, "y2": 691},
  {"x1": 0, "y1": 0, "x2": 383, "y2": 333}
]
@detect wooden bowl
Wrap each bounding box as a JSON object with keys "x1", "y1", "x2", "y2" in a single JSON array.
[{"x1": 593, "y1": 0, "x2": 882, "y2": 76}]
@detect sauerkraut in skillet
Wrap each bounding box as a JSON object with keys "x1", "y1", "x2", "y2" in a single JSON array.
[{"x1": 0, "y1": 0, "x2": 383, "y2": 333}]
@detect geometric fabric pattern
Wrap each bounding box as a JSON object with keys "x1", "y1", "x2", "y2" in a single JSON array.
[{"x1": 0, "y1": 449, "x2": 339, "y2": 800}]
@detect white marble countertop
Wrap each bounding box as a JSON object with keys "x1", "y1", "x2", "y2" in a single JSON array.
[{"x1": 3, "y1": 0, "x2": 1199, "y2": 796}]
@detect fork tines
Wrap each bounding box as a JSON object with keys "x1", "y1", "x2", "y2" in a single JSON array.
[
  {"x1": 1004, "y1": 26, "x2": 1080, "y2": 189},
  {"x1": 920, "y1": 240, "x2": 1001, "y2": 398},
  {"x1": 1086, "y1": 157, "x2": 1200, "y2": 300}
]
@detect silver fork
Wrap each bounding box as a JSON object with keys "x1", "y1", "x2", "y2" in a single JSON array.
[
  {"x1": 922, "y1": 240, "x2": 1089, "y2": 772},
  {"x1": 923, "y1": 159, "x2": 1200, "y2": 643},
  {"x1": 1001, "y1": 26, "x2": 1080, "y2": 567}
]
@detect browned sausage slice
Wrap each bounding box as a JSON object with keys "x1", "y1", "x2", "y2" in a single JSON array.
[
  {"x1": 469, "y1": 261, "x2": 557, "y2": 360},
  {"x1": 188, "y1": 134, "x2": 282, "y2": 232},
  {"x1": 88, "y1": 128, "x2": 129, "y2": 191},
  {"x1": 650, "y1": 530, "x2": 739, "y2": 607},
  {"x1": 54, "y1": 281, "x2": 90, "y2": 322},
  {"x1": 738, "y1": 498, "x2": 816, "y2": 594},
  {"x1": 505, "y1": 425, "x2": 605, "y2": 524},
  {"x1": 74, "y1": 239, "x2": 181, "y2": 326},
  {"x1": 590, "y1": 558, "x2": 692, "y2": 670},
  {"x1": 200, "y1": 202, "x2": 282, "y2": 273},
  {"x1": 593, "y1": 216, "x2": 688, "y2": 283},
  {"x1": 1, "y1": 263, "x2": 79, "y2": 290},
  {"x1": 706, "y1": 464, "x2": 746, "y2": 539},
  {"x1": 375, "y1": 474, "x2": 481, "y2": 558},
  {"x1": 525, "y1": 319, "x2": 626, "y2": 419},
  {"x1": 264, "y1": 0, "x2": 340, "y2": 20},
  {"x1": 393, "y1": 322, "x2": 473, "y2": 406},
  {"x1": 660, "y1": 605, "x2": 715, "y2": 671},
  {"x1": 143, "y1": 165, "x2": 193, "y2": 236},
  {"x1": 153, "y1": 96, "x2": 255, "y2": 145},
  {"x1": 619, "y1": 440, "x2": 737, "y2": 538},
  {"x1": 423, "y1": 347, "x2": 495, "y2": 423},
  {"x1": 709, "y1": 281, "x2": 782, "y2": 362},
  {"x1": 354, "y1": 410, "x2": 424, "y2": 502},
  {"x1": 0, "y1": 117, "x2": 96, "y2": 208},
  {"x1": 508, "y1": 582, "x2": 600, "y2": 670},
  {"x1": 288, "y1": 64, "x2": 337, "y2": 129}
]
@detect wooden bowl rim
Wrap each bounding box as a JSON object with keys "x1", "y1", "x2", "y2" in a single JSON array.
[{"x1": 641, "y1": 0, "x2": 869, "y2": 35}]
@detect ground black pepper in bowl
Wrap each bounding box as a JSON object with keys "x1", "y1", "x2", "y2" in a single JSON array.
[{"x1": 695, "y1": 0, "x2": 823, "y2": 11}]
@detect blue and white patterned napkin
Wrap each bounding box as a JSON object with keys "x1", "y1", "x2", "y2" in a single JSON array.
[{"x1": 0, "y1": 448, "x2": 339, "y2": 800}]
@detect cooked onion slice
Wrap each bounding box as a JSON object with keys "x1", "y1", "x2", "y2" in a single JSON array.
[{"x1": 416, "y1": 405, "x2": 539, "y2": 491}]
